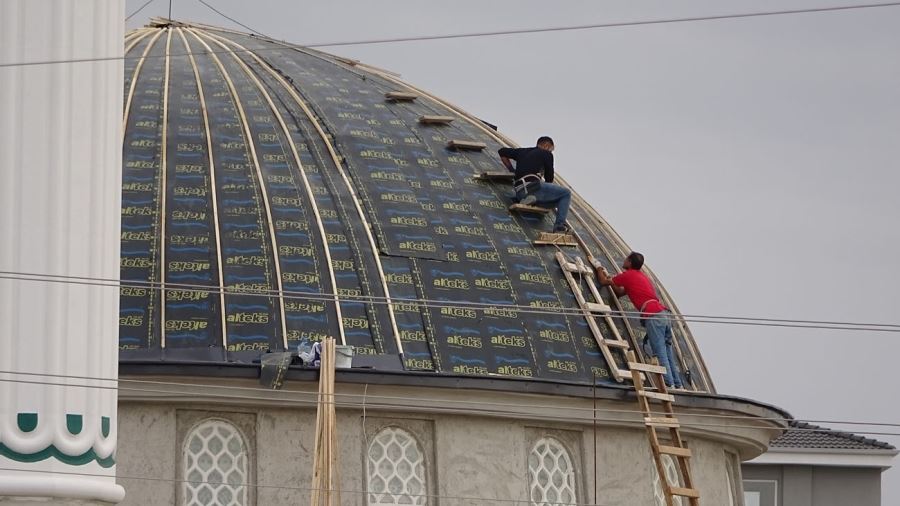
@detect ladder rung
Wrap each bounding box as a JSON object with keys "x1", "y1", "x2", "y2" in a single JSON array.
[
  {"x1": 658, "y1": 445, "x2": 692, "y2": 458},
  {"x1": 628, "y1": 362, "x2": 668, "y2": 375},
  {"x1": 645, "y1": 417, "x2": 680, "y2": 428},
  {"x1": 419, "y1": 115, "x2": 454, "y2": 125},
  {"x1": 670, "y1": 487, "x2": 700, "y2": 498},
  {"x1": 614, "y1": 368, "x2": 633, "y2": 379},
  {"x1": 385, "y1": 91, "x2": 418, "y2": 101},
  {"x1": 639, "y1": 390, "x2": 675, "y2": 402},
  {"x1": 447, "y1": 139, "x2": 487, "y2": 151},
  {"x1": 585, "y1": 302, "x2": 611, "y2": 312},
  {"x1": 602, "y1": 339, "x2": 630, "y2": 349},
  {"x1": 560, "y1": 261, "x2": 592, "y2": 274}
]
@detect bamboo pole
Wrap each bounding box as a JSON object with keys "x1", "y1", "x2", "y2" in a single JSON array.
[{"x1": 311, "y1": 338, "x2": 339, "y2": 505}]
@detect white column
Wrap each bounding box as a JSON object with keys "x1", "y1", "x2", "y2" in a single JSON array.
[{"x1": 0, "y1": 0, "x2": 125, "y2": 503}]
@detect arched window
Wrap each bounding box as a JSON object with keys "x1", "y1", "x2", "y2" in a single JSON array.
[
  {"x1": 182, "y1": 419, "x2": 249, "y2": 506},
  {"x1": 528, "y1": 437, "x2": 577, "y2": 506},
  {"x1": 651, "y1": 454, "x2": 683, "y2": 506},
  {"x1": 367, "y1": 427, "x2": 427, "y2": 505}
]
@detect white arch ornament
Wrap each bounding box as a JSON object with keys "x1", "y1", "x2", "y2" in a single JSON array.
[
  {"x1": 366, "y1": 427, "x2": 428, "y2": 505},
  {"x1": 182, "y1": 419, "x2": 249, "y2": 506},
  {"x1": 0, "y1": 0, "x2": 125, "y2": 502},
  {"x1": 651, "y1": 454, "x2": 684, "y2": 506},
  {"x1": 528, "y1": 437, "x2": 578, "y2": 506}
]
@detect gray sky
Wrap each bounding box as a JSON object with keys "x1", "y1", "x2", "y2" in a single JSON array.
[{"x1": 131, "y1": 0, "x2": 900, "y2": 501}]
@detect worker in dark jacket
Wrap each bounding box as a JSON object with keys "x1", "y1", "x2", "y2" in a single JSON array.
[{"x1": 498, "y1": 136, "x2": 571, "y2": 233}]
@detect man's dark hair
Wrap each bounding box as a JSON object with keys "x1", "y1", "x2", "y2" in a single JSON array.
[
  {"x1": 627, "y1": 251, "x2": 645, "y2": 270},
  {"x1": 536, "y1": 136, "x2": 554, "y2": 146}
]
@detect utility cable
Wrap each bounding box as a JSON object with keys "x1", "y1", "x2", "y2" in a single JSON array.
[
  {"x1": 126, "y1": 0, "x2": 158, "y2": 21},
  {"x1": 3, "y1": 2, "x2": 900, "y2": 68},
  {"x1": 3, "y1": 369, "x2": 900, "y2": 437},
  {"x1": 2, "y1": 270, "x2": 899, "y2": 333},
  {"x1": 0, "y1": 465, "x2": 616, "y2": 506},
  {"x1": 5, "y1": 375, "x2": 900, "y2": 438},
  {"x1": 289, "y1": 1, "x2": 900, "y2": 48},
  {"x1": 195, "y1": 0, "x2": 268, "y2": 38}
]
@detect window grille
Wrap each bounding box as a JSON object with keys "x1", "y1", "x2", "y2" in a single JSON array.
[
  {"x1": 528, "y1": 437, "x2": 578, "y2": 506},
  {"x1": 367, "y1": 427, "x2": 427, "y2": 505},
  {"x1": 651, "y1": 454, "x2": 683, "y2": 506},
  {"x1": 182, "y1": 419, "x2": 248, "y2": 506}
]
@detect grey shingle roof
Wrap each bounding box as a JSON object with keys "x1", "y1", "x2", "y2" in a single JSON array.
[{"x1": 770, "y1": 421, "x2": 896, "y2": 451}]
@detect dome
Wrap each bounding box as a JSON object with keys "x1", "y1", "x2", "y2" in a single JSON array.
[{"x1": 120, "y1": 20, "x2": 713, "y2": 391}]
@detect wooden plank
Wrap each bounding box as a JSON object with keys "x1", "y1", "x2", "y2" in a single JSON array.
[
  {"x1": 509, "y1": 203, "x2": 550, "y2": 214},
  {"x1": 628, "y1": 362, "x2": 668, "y2": 375},
  {"x1": 534, "y1": 232, "x2": 577, "y2": 247},
  {"x1": 385, "y1": 91, "x2": 418, "y2": 101},
  {"x1": 658, "y1": 445, "x2": 692, "y2": 458},
  {"x1": 559, "y1": 259, "x2": 593, "y2": 274},
  {"x1": 585, "y1": 301, "x2": 612, "y2": 312},
  {"x1": 601, "y1": 339, "x2": 630, "y2": 349},
  {"x1": 335, "y1": 56, "x2": 360, "y2": 66},
  {"x1": 474, "y1": 171, "x2": 515, "y2": 182},
  {"x1": 447, "y1": 139, "x2": 487, "y2": 151},
  {"x1": 419, "y1": 115, "x2": 454, "y2": 125},
  {"x1": 645, "y1": 417, "x2": 680, "y2": 428},
  {"x1": 670, "y1": 487, "x2": 700, "y2": 498},
  {"x1": 639, "y1": 390, "x2": 675, "y2": 402},
  {"x1": 614, "y1": 368, "x2": 632, "y2": 379}
]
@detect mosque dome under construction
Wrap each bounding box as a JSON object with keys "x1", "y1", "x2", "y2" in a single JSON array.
[{"x1": 119, "y1": 19, "x2": 713, "y2": 392}]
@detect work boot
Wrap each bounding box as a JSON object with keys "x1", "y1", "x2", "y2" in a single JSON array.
[
  {"x1": 520, "y1": 194, "x2": 537, "y2": 206},
  {"x1": 553, "y1": 223, "x2": 572, "y2": 234}
]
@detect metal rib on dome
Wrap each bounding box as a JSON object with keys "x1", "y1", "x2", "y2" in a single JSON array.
[{"x1": 120, "y1": 20, "x2": 713, "y2": 392}]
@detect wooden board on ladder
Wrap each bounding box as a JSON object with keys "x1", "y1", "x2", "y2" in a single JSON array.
[
  {"x1": 627, "y1": 350, "x2": 700, "y2": 506},
  {"x1": 475, "y1": 171, "x2": 515, "y2": 182},
  {"x1": 535, "y1": 232, "x2": 577, "y2": 246},
  {"x1": 555, "y1": 251, "x2": 632, "y2": 381}
]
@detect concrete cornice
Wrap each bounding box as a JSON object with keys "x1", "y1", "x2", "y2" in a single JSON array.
[{"x1": 118, "y1": 368, "x2": 790, "y2": 460}]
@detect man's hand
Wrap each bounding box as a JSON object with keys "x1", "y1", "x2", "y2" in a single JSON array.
[{"x1": 500, "y1": 156, "x2": 514, "y2": 172}]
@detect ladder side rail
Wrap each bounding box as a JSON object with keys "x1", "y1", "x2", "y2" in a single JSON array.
[{"x1": 559, "y1": 252, "x2": 629, "y2": 381}]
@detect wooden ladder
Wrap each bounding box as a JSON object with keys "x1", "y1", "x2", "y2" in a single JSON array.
[
  {"x1": 555, "y1": 251, "x2": 632, "y2": 381},
  {"x1": 627, "y1": 350, "x2": 700, "y2": 506}
]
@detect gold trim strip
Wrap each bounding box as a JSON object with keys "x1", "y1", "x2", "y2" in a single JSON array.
[
  {"x1": 201, "y1": 32, "x2": 403, "y2": 354},
  {"x1": 159, "y1": 28, "x2": 173, "y2": 348},
  {"x1": 186, "y1": 29, "x2": 289, "y2": 349},
  {"x1": 176, "y1": 27, "x2": 229, "y2": 348},
  {"x1": 122, "y1": 29, "x2": 164, "y2": 135},
  {"x1": 196, "y1": 30, "x2": 346, "y2": 346}
]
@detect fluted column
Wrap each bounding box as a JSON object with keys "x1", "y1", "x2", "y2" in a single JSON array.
[{"x1": 0, "y1": 0, "x2": 125, "y2": 503}]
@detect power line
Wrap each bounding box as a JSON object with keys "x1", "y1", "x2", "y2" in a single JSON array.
[
  {"x1": 126, "y1": 0, "x2": 158, "y2": 22},
  {"x1": 4, "y1": 2, "x2": 900, "y2": 69},
  {"x1": 3, "y1": 368, "x2": 900, "y2": 436},
  {"x1": 195, "y1": 0, "x2": 268, "y2": 38},
  {"x1": 289, "y1": 1, "x2": 900, "y2": 48},
  {"x1": 5, "y1": 374, "x2": 900, "y2": 438},
  {"x1": 2, "y1": 270, "x2": 899, "y2": 334},
  {"x1": 0, "y1": 465, "x2": 616, "y2": 506}
]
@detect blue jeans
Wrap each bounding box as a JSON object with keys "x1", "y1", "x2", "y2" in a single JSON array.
[
  {"x1": 517, "y1": 182, "x2": 571, "y2": 228},
  {"x1": 643, "y1": 310, "x2": 683, "y2": 388}
]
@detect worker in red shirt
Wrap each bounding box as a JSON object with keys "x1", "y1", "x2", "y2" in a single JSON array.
[{"x1": 595, "y1": 251, "x2": 684, "y2": 388}]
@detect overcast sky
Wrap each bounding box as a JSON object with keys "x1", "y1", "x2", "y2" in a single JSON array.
[{"x1": 130, "y1": 0, "x2": 900, "y2": 501}]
